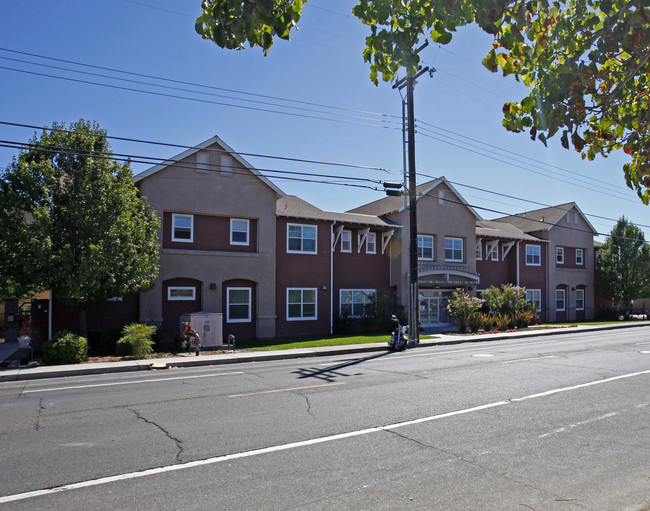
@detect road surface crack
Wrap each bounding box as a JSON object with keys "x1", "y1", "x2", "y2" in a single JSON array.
[
  {"x1": 127, "y1": 406, "x2": 184, "y2": 463},
  {"x1": 303, "y1": 395, "x2": 316, "y2": 419},
  {"x1": 35, "y1": 397, "x2": 44, "y2": 431}
]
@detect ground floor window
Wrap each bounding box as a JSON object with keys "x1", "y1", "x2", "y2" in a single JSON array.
[
  {"x1": 168, "y1": 287, "x2": 196, "y2": 300},
  {"x1": 526, "y1": 289, "x2": 541, "y2": 312},
  {"x1": 287, "y1": 288, "x2": 317, "y2": 320},
  {"x1": 575, "y1": 289, "x2": 585, "y2": 310},
  {"x1": 227, "y1": 287, "x2": 251, "y2": 322},
  {"x1": 556, "y1": 289, "x2": 566, "y2": 311},
  {"x1": 340, "y1": 289, "x2": 375, "y2": 317}
]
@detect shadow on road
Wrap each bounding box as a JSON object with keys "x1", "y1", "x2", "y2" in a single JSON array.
[{"x1": 292, "y1": 350, "x2": 393, "y2": 382}]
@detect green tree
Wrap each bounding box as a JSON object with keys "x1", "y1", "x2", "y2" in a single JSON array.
[
  {"x1": 596, "y1": 217, "x2": 650, "y2": 307},
  {"x1": 196, "y1": 0, "x2": 650, "y2": 203},
  {"x1": 0, "y1": 120, "x2": 160, "y2": 337}
]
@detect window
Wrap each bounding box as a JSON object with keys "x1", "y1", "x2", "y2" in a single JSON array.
[
  {"x1": 526, "y1": 244, "x2": 541, "y2": 266},
  {"x1": 168, "y1": 287, "x2": 196, "y2": 300},
  {"x1": 575, "y1": 289, "x2": 585, "y2": 310},
  {"x1": 227, "y1": 287, "x2": 251, "y2": 322},
  {"x1": 366, "y1": 232, "x2": 376, "y2": 254},
  {"x1": 230, "y1": 219, "x2": 249, "y2": 245},
  {"x1": 576, "y1": 248, "x2": 584, "y2": 265},
  {"x1": 341, "y1": 230, "x2": 352, "y2": 252},
  {"x1": 476, "y1": 240, "x2": 482, "y2": 260},
  {"x1": 172, "y1": 214, "x2": 193, "y2": 242},
  {"x1": 417, "y1": 235, "x2": 434, "y2": 260},
  {"x1": 438, "y1": 190, "x2": 445, "y2": 205},
  {"x1": 196, "y1": 151, "x2": 209, "y2": 173},
  {"x1": 287, "y1": 288, "x2": 317, "y2": 320},
  {"x1": 445, "y1": 237, "x2": 463, "y2": 262},
  {"x1": 526, "y1": 289, "x2": 541, "y2": 312},
  {"x1": 556, "y1": 247, "x2": 564, "y2": 264},
  {"x1": 340, "y1": 289, "x2": 376, "y2": 317},
  {"x1": 220, "y1": 153, "x2": 233, "y2": 175},
  {"x1": 287, "y1": 224, "x2": 317, "y2": 253},
  {"x1": 486, "y1": 242, "x2": 498, "y2": 261},
  {"x1": 556, "y1": 289, "x2": 566, "y2": 311}
]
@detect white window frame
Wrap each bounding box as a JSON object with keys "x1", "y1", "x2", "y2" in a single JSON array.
[
  {"x1": 526, "y1": 289, "x2": 541, "y2": 312},
  {"x1": 556, "y1": 246, "x2": 564, "y2": 264},
  {"x1": 475, "y1": 239, "x2": 482, "y2": 260},
  {"x1": 172, "y1": 214, "x2": 194, "y2": 243},
  {"x1": 366, "y1": 232, "x2": 376, "y2": 254},
  {"x1": 341, "y1": 230, "x2": 352, "y2": 253},
  {"x1": 556, "y1": 289, "x2": 566, "y2": 311},
  {"x1": 575, "y1": 289, "x2": 585, "y2": 310},
  {"x1": 287, "y1": 224, "x2": 317, "y2": 254},
  {"x1": 230, "y1": 218, "x2": 250, "y2": 246},
  {"x1": 526, "y1": 244, "x2": 541, "y2": 266},
  {"x1": 287, "y1": 288, "x2": 317, "y2": 321},
  {"x1": 445, "y1": 237, "x2": 464, "y2": 262},
  {"x1": 417, "y1": 235, "x2": 434, "y2": 260},
  {"x1": 167, "y1": 287, "x2": 196, "y2": 301},
  {"x1": 340, "y1": 289, "x2": 376, "y2": 318},
  {"x1": 576, "y1": 248, "x2": 584, "y2": 265},
  {"x1": 227, "y1": 287, "x2": 251, "y2": 323},
  {"x1": 486, "y1": 241, "x2": 499, "y2": 261}
]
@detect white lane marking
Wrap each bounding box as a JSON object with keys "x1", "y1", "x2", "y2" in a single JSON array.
[
  {"x1": 539, "y1": 412, "x2": 619, "y2": 438},
  {"x1": 229, "y1": 382, "x2": 345, "y2": 397},
  {"x1": 22, "y1": 372, "x2": 243, "y2": 393},
  {"x1": 2, "y1": 369, "x2": 649, "y2": 504},
  {"x1": 635, "y1": 341, "x2": 650, "y2": 345},
  {"x1": 502, "y1": 355, "x2": 557, "y2": 364},
  {"x1": 472, "y1": 354, "x2": 495, "y2": 357}
]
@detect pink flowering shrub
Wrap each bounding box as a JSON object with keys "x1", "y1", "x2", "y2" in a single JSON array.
[{"x1": 446, "y1": 289, "x2": 485, "y2": 333}]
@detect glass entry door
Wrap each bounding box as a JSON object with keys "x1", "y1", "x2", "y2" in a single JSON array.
[{"x1": 419, "y1": 290, "x2": 452, "y2": 326}]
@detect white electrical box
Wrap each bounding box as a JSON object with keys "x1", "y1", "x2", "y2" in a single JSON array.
[{"x1": 181, "y1": 312, "x2": 223, "y2": 347}]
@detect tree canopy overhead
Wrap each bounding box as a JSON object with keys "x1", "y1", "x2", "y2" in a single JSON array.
[
  {"x1": 0, "y1": 120, "x2": 160, "y2": 335},
  {"x1": 196, "y1": 0, "x2": 650, "y2": 203}
]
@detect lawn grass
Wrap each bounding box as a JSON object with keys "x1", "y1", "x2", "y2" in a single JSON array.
[{"x1": 235, "y1": 333, "x2": 391, "y2": 351}]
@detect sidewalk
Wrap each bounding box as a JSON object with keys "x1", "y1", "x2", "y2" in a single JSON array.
[{"x1": 1, "y1": 321, "x2": 648, "y2": 382}]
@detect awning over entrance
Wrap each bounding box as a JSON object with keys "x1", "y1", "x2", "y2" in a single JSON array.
[{"x1": 417, "y1": 265, "x2": 480, "y2": 286}]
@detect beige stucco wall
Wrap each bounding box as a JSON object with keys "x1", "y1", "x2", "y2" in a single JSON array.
[
  {"x1": 137, "y1": 143, "x2": 280, "y2": 338},
  {"x1": 388, "y1": 182, "x2": 478, "y2": 307}
]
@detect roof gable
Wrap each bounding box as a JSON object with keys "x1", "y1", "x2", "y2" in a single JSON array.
[{"x1": 494, "y1": 202, "x2": 597, "y2": 235}]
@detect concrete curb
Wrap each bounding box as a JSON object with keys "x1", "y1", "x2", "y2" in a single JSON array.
[{"x1": 1, "y1": 321, "x2": 648, "y2": 382}]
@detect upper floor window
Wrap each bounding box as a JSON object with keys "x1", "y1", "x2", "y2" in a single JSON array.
[
  {"x1": 486, "y1": 242, "x2": 498, "y2": 261},
  {"x1": 227, "y1": 287, "x2": 251, "y2": 322},
  {"x1": 196, "y1": 151, "x2": 209, "y2": 173},
  {"x1": 417, "y1": 235, "x2": 434, "y2": 260},
  {"x1": 445, "y1": 237, "x2": 463, "y2": 262},
  {"x1": 556, "y1": 247, "x2": 564, "y2": 264},
  {"x1": 220, "y1": 153, "x2": 233, "y2": 175},
  {"x1": 172, "y1": 214, "x2": 193, "y2": 242},
  {"x1": 576, "y1": 248, "x2": 584, "y2": 265},
  {"x1": 341, "y1": 230, "x2": 352, "y2": 252},
  {"x1": 476, "y1": 240, "x2": 482, "y2": 260},
  {"x1": 438, "y1": 190, "x2": 445, "y2": 205},
  {"x1": 556, "y1": 289, "x2": 566, "y2": 311},
  {"x1": 526, "y1": 244, "x2": 541, "y2": 266},
  {"x1": 287, "y1": 224, "x2": 317, "y2": 254},
  {"x1": 366, "y1": 232, "x2": 377, "y2": 254},
  {"x1": 287, "y1": 288, "x2": 317, "y2": 320},
  {"x1": 575, "y1": 289, "x2": 585, "y2": 310},
  {"x1": 230, "y1": 219, "x2": 249, "y2": 245}
]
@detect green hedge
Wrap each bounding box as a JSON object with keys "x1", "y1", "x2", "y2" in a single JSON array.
[
  {"x1": 43, "y1": 331, "x2": 88, "y2": 365},
  {"x1": 116, "y1": 323, "x2": 157, "y2": 358}
]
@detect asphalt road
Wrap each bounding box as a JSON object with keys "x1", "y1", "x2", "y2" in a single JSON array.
[{"x1": 1, "y1": 328, "x2": 649, "y2": 510}]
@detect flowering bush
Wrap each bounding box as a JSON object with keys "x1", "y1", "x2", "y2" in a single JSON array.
[
  {"x1": 482, "y1": 283, "x2": 528, "y2": 316},
  {"x1": 446, "y1": 289, "x2": 484, "y2": 332}
]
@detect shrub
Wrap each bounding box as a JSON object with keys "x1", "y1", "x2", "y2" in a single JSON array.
[
  {"x1": 513, "y1": 307, "x2": 539, "y2": 328},
  {"x1": 43, "y1": 331, "x2": 88, "y2": 365},
  {"x1": 482, "y1": 284, "x2": 528, "y2": 317},
  {"x1": 446, "y1": 289, "x2": 484, "y2": 333},
  {"x1": 494, "y1": 313, "x2": 513, "y2": 331},
  {"x1": 116, "y1": 323, "x2": 157, "y2": 358},
  {"x1": 477, "y1": 312, "x2": 494, "y2": 332},
  {"x1": 467, "y1": 313, "x2": 483, "y2": 333}
]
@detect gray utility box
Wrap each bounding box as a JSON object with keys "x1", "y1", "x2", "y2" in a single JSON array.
[{"x1": 181, "y1": 312, "x2": 223, "y2": 347}]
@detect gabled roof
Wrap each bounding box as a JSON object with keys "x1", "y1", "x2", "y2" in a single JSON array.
[
  {"x1": 347, "y1": 177, "x2": 481, "y2": 220},
  {"x1": 134, "y1": 135, "x2": 285, "y2": 197},
  {"x1": 476, "y1": 220, "x2": 543, "y2": 242},
  {"x1": 493, "y1": 202, "x2": 597, "y2": 235},
  {"x1": 277, "y1": 196, "x2": 398, "y2": 228}
]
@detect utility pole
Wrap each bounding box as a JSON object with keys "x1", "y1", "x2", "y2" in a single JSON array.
[{"x1": 393, "y1": 42, "x2": 430, "y2": 345}]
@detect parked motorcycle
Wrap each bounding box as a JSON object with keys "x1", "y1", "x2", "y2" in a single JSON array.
[{"x1": 388, "y1": 314, "x2": 408, "y2": 351}]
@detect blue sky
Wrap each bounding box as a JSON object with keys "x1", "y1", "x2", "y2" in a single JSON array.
[{"x1": 1, "y1": 0, "x2": 647, "y2": 241}]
